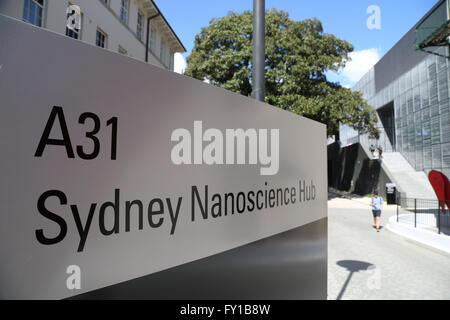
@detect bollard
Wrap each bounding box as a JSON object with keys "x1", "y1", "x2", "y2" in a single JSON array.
[
  {"x1": 414, "y1": 198, "x2": 417, "y2": 228},
  {"x1": 438, "y1": 201, "x2": 441, "y2": 234}
]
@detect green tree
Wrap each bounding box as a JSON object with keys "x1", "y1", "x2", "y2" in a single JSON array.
[{"x1": 185, "y1": 9, "x2": 379, "y2": 138}]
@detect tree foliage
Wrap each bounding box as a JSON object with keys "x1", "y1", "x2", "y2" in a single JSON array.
[{"x1": 185, "y1": 9, "x2": 379, "y2": 138}]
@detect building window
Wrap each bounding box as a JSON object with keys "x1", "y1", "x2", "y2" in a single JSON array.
[
  {"x1": 120, "y1": 0, "x2": 129, "y2": 25},
  {"x1": 22, "y1": 0, "x2": 44, "y2": 27},
  {"x1": 118, "y1": 46, "x2": 127, "y2": 55},
  {"x1": 169, "y1": 50, "x2": 174, "y2": 71},
  {"x1": 65, "y1": 25, "x2": 80, "y2": 40},
  {"x1": 149, "y1": 24, "x2": 156, "y2": 52},
  {"x1": 137, "y1": 11, "x2": 144, "y2": 41},
  {"x1": 160, "y1": 39, "x2": 166, "y2": 64},
  {"x1": 65, "y1": 4, "x2": 81, "y2": 40},
  {"x1": 96, "y1": 28, "x2": 107, "y2": 48}
]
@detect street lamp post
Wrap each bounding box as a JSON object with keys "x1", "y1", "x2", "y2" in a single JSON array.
[{"x1": 252, "y1": 0, "x2": 265, "y2": 102}]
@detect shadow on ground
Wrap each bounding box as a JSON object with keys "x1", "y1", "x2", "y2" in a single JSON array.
[{"x1": 336, "y1": 260, "x2": 374, "y2": 300}]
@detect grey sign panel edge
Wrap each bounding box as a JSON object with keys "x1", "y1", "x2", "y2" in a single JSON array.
[
  {"x1": 70, "y1": 218, "x2": 327, "y2": 300},
  {"x1": 0, "y1": 14, "x2": 327, "y2": 299}
]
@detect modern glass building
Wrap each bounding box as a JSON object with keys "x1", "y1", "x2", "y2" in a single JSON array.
[{"x1": 341, "y1": 0, "x2": 450, "y2": 178}]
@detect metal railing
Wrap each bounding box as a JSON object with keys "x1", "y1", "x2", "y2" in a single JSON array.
[
  {"x1": 396, "y1": 196, "x2": 450, "y2": 235},
  {"x1": 341, "y1": 125, "x2": 394, "y2": 154}
]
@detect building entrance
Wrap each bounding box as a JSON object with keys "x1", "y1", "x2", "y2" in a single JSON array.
[{"x1": 377, "y1": 101, "x2": 396, "y2": 151}]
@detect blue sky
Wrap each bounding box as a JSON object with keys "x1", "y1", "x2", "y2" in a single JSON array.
[{"x1": 157, "y1": 0, "x2": 437, "y2": 86}]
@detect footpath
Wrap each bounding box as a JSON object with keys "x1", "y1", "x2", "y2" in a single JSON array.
[{"x1": 328, "y1": 189, "x2": 450, "y2": 300}]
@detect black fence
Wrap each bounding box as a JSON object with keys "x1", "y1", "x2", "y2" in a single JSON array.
[{"x1": 397, "y1": 197, "x2": 450, "y2": 235}]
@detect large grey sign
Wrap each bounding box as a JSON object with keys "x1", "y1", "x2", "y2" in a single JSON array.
[{"x1": 0, "y1": 15, "x2": 327, "y2": 299}]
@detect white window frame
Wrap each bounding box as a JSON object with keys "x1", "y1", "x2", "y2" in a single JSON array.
[
  {"x1": 137, "y1": 10, "x2": 144, "y2": 41},
  {"x1": 120, "y1": 0, "x2": 129, "y2": 25},
  {"x1": 149, "y1": 24, "x2": 157, "y2": 52},
  {"x1": 118, "y1": 45, "x2": 128, "y2": 55},
  {"x1": 160, "y1": 38, "x2": 166, "y2": 65},
  {"x1": 96, "y1": 28, "x2": 108, "y2": 48},
  {"x1": 22, "y1": 0, "x2": 45, "y2": 27},
  {"x1": 169, "y1": 50, "x2": 174, "y2": 70}
]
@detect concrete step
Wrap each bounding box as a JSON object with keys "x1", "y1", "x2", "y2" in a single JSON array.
[{"x1": 379, "y1": 152, "x2": 436, "y2": 200}]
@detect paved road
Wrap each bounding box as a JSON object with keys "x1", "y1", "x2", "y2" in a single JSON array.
[{"x1": 328, "y1": 195, "x2": 450, "y2": 300}]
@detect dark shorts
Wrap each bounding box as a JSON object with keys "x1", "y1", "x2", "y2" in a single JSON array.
[{"x1": 372, "y1": 210, "x2": 381, "y2": 218}]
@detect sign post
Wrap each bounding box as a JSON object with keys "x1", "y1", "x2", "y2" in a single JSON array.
[{"x1": 252, "y1": 0, "x2": 265, "y2": 101}]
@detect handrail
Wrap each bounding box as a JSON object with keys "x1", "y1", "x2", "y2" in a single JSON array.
[{"x1": 397, "y1": 195, "x2": 449, "y2": 235}]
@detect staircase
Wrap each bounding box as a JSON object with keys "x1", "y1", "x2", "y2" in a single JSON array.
[{"x1": 380, "y1": 153, "x2": 436, "y2": 200}]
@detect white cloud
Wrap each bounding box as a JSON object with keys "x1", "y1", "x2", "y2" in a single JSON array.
[
  {"x1": 340, "y1": 48, "x2": 380, "y2": 84},
  {"x1": 174, "y1": 52, "x2": 187, "y2": 74}
]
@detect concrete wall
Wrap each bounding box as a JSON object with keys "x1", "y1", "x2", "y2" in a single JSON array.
[
  {"x1": 373, "y1": 24, "x2": 428, "y2": 93},
  {"x1": 0, "y1": 0, "x2": 22, "y2": 19},
  {"x1": 0, "y1": 0, "x2": 178, "y2": 70},
  {"x1": 328, "y1": 143, "x2": 392, "y2": 198}
]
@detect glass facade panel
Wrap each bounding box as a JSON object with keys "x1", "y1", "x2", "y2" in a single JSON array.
[
  {"x1": 415, "y1": 120, "x2": 423, "y2": 170},
  {"x1": 438, "y1": 70, "x2": 448, "y2": 102},
  {"x1": 412, "y1": 66, "x2": 419, "y2": 88},
  {"x1": 440, "y1": 99, "x2": 449, "y2": 114},
  {"x1": 430, "y1": 96, "x2": 439, "y2": 117},
  {"x1": 420, "y1": 81, "x2": 429, "y2": 109},
  {"x1": 344, "y1": 49, "x2": 450, "y2": 174},
  {"x1": 442, "y1": 112, "x2": 450, "y2": 143},
  {"x1": 419, "y1": 61, "x2": 428, "y2": 83},
  {"x1": 432, "y1": 144, "x2": 442, "y2": 168},
  {"x1": 413, "y1": 86, "x2": 420, "y2": 112},
  {"x1": 407, "y1": 89, "x2": 413, "y2": 114},
  {"x1": 431, "y1": 116, "x2": 441, "y2": 145},
  {"x1": 422, "y1": 106, "x2": 430, "y2": 121},
  {"x1": 443, "y1": 143, "x2": 450, "y2": 167},
  {"x1": 428, "y1": 57, "x2": 438, "y2": 100}
]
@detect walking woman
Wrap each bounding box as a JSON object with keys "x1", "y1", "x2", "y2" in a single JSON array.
[{"x1": 370, "y1": 191, "x2": 383, "y2": 232}]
